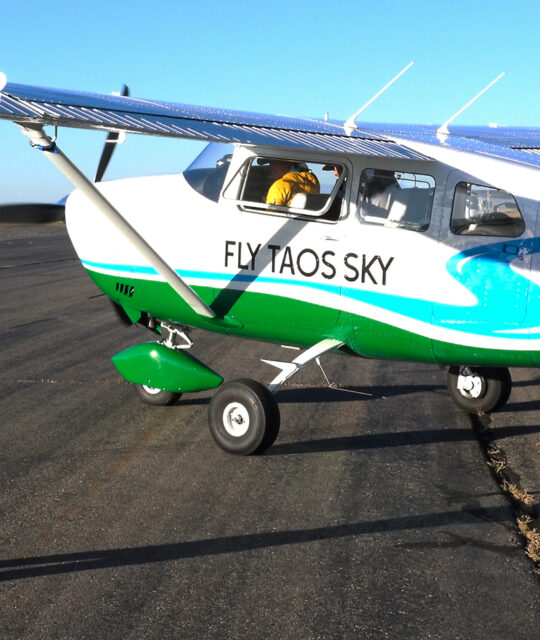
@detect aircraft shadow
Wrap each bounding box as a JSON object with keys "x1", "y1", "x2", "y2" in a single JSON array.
[
  {"x1": 398, "y1": 531, "x2": 518, "y2": 557},
  {"x1": 504, "y1": 398, "x2": 540, "y2": 413},
  {"x1": 211, "y1": 218, "x2": 308, "y2": 317},
  {"x1": 176, "y1": 376, "x2": 537, "y2": 407},
  {"x1": 265, "y1": 424, "x2": 540, "y2": 456},
  {"x1": 511, "y1": 378, "x2": 540, "y2": 389},
  {"x1": 489, "y1": 424, "x2": 540, "y2": 439},
  {"x1": 177, "y1": 383, "x2": 445, "y2": 407},
  {"x1": 172, "y1": 396, "x2": 210, "y2": 407},
  {"x1": 0, "y1": 504, "x2": 512, "y2": 582},
  {"x1": 274, "y1": 383, "x2": 444, "y2": 404}
]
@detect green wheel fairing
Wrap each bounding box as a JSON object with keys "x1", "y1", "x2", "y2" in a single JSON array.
[
  {"x1": 87, "y1": 269, "x2": 537, "y2": 367},
  {"x1": 112, "y1": 342, "x2": 223, "y2": 392}
]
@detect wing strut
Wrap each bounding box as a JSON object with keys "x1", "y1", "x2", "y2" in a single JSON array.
[
  {"x1": 17, "y1": 123, "x2": 217, "y2": 320},
  {"x1": 262, "y1": 338, "x2": 344, "y2": 392}
]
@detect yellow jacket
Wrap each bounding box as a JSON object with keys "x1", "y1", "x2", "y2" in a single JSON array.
[{"x1": 266, "y1": 170, "x2": 320, "y2": 206}]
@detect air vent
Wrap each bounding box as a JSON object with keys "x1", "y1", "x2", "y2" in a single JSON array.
[{"x1": 115, "y1": 282, "x2": 135, "y2": 297}]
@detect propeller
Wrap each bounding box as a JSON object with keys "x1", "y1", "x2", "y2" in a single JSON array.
[
  {"x1": 0, "y1": 84, "x2": 130, "y2": 224},
  {"x1": 94, "y1": 84, "x2": 129, "y2": 183}
]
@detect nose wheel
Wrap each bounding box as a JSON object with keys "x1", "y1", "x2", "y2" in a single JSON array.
[
  {"x1": 208, "y1": 379, "x2": 280, "y2": 455},
  {"x1": 447, "y1": 366, "x2": 511, "y2": 414},
  {"x1": 134, "y1": 384, "x2": 182, "y2": 406}
]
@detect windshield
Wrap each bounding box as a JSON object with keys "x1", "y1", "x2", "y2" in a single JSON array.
[{"x1": 183, "y1": 142, "x2": 234, "y2": 202}]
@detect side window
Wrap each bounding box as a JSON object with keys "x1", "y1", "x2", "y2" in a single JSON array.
[
  {"x1": 359, "y1": 169, "x2": 435, "y2": 232},
  {"x1": 225, "y1": 157, "x2": 346, "y2": 221},
  {"x1": 451, "y1": 182, "x2": 525, "y2": 237}
]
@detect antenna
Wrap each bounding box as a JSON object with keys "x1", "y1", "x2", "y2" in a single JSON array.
[
  {"x1": 344, "y1": 60, "x2": 415, "y2": 134},
  {"x1": 437, "y1": 72, "x2": 505, "y2": 139}
]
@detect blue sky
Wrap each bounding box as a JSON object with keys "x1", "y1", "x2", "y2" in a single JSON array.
[{"x1": 1, "y1": 0, "x2": 539, "y2": 203}]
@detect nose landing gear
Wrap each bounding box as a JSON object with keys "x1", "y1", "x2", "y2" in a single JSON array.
[
  {"x1": 125, "y1": 332, "x2": 343, "y2": 455},
  {"x1": 134, "y1": 384, "x2": 182, "y2": 406}
]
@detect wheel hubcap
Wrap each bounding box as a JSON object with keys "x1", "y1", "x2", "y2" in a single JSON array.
[
  {"x1": 222, "y1": 402, "x2": 250, "y2": 437},
  {"x1": 142, "y1": 385, "x2": 162, "y2": 395},
  {"x1": 456, "y1": 371, "x2": 486, "y2": 399}
]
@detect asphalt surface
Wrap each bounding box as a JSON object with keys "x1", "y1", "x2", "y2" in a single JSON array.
[{"x1": 0, "y1": 225, "x2": 538, "y2": 639}]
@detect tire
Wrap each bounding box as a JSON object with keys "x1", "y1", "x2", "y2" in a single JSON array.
[
  {"x1": 134, "y1": 384, "x2": 182, "y2": 406},
  {"x1": 447, "y1": 366, "x2": 511, "y2": 414},
  {"x1": 208, "y1": 379, "x2": 280, "y2": 455}
]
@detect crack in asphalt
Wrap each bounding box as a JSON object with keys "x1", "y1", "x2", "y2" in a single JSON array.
[{"x1": 471, "y1": 412, "x2": 540, "y2": 576}]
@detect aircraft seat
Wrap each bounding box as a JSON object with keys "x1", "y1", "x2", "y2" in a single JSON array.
[
  {"x1": 243, "y1": 166, "x2": 272, "y2": 202},
  {"x1": 290, "y1": 192, "x2": 329, "y2": 210}
]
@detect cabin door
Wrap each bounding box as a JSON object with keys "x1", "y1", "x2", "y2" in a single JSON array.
[{"x1": 432, "y1": 170, "x2": 532, "y2": 358}]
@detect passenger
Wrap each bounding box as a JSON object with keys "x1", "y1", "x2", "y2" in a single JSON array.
[
  {"x1": 323, "y1": 163, "x2": 345, "y2": 191},
  {"x1": 364, "y1": 170, "x2": 399, "y2": 209},
  {"x1": 324, "y1": 164, "x2": 343, "y2": 178},
  {"x1": 266, "y1": 160, "x2": 320, "y2": 206}
]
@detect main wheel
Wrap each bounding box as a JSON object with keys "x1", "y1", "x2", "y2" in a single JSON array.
[
  {"x1": 447, "y1": 366, "x2": 511, "y2": 414},
  {"x1": 134, "y1": 384, "x2": 182, "y2": 406},
  {"x1": 208, "y1": 379, "x2": 280, "y2": 455}
]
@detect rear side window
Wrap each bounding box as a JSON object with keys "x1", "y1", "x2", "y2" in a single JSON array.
[
  {"x1": 359, "y1": 169, "x2": 435, "y2": 232},
  {"x1": 451, "y1": 182, "x2": 525, "y2": 237}
]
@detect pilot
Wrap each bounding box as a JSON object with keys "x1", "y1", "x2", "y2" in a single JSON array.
[{"x1": 265, "y1": 159, "x2": 320, "y2": 206}]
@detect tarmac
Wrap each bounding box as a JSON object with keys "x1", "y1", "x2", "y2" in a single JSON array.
[{"x1": 0, "y1": 223, "x2": 538, "y2": 639}]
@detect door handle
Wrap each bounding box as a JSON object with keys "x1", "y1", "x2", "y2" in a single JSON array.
[{"x1": 504, "y1": 244, "x2": 528, "y2": 260}]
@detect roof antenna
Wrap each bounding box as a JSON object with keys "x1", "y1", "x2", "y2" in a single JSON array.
[
  {"x1": 344, "y1": 60, "x2": 415, "y2": 135},
  {"x1": 436, "y1": 72, "x2": 505, "y2": 141}
]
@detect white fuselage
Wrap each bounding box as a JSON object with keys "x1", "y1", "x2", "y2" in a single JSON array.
[{"x1": 65, "y1": 143, "x2": 540, "y2": 359}]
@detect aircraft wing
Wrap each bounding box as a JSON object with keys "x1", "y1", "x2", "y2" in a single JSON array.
[
  {"x1": 0, "y1": 78, "x2": 429, "y2": 159},
  {"x1": 350, "y1": 122, "x2": 540, "y2": 169},
  {"x1": 2, "y1": 76, "x2": 540, "y2": 168}
]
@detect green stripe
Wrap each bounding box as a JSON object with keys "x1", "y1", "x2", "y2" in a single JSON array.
[{"x1": 88, "y1": 269, "x2": 536, "y2": 367}]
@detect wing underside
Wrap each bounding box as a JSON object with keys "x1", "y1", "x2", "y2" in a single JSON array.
[
  {"x1": 0, "y1": 80, "x2": 428, "y2": 159},
  {"x1": 2, "y1": 77, "x2": 540, "y2": 167}
]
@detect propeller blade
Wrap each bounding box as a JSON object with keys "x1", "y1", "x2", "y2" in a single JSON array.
[{"x1": 94, "y1": 84, "x2": 129, "y2": 183}]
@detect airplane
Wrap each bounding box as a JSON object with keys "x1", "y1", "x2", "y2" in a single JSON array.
[{"x1": 1, "y1": 69, "x2": 540, "y2": 456}]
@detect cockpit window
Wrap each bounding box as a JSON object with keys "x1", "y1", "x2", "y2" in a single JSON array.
[
  {"x1": 183, "y1": 142, "x2": 234, "y2": 202},
  {"x1": 224, "y1": 156, "x2": 346, "y2": 221},
  {"x1": 451, "y1": 182, "x2": 525, "y2": 237},
  {"x1": 359, "y1": 169, "x2": 435, "y2": 232}
]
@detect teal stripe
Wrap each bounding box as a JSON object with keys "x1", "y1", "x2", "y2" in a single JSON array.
[
  {"x1": 81, "y1": 258, "x2": 538, "y2": 342},
  {"x1": 81, "y1": 259, "x2": 341, "y2": 296}
]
